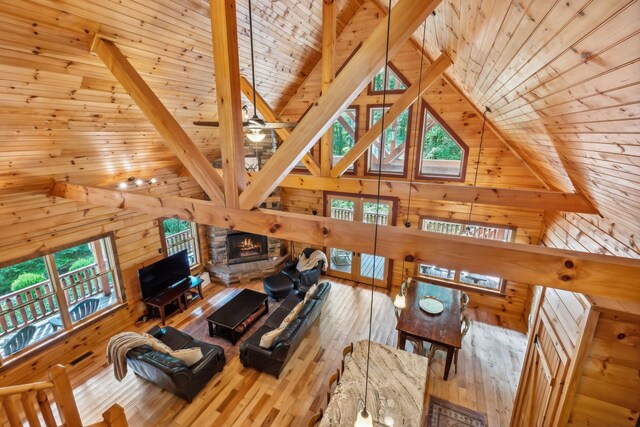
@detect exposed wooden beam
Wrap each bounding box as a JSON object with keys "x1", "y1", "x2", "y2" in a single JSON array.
[
  {"x1": 320, "y1": 0, "x2": 336, "y2": 177},
  {"x1": 91, "y1": 37, "x2": 225, "y2": 206},
  {"x1": 210, "y1": 0, "x2": 246, "y2": 207},
  {"x1": 331, "y1": 52, "x2": 452, "y2": 178},
  {"x1": 51, "y1": 182, "x2": 640, "y2": 302},
  {"x1": 239, "y1": 0, "x2": 443, "y2": 209},
  {"x1": 276, "y1": 175, "x2": 599, "y2": 213},
  {"x1": 238, "y1": 75, "x2": 321, "y2": 176}
]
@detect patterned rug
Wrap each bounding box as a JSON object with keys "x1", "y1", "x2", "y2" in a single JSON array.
[
  {"x1": 427, "y1": 396, "x2": 487, "y2": 427},
  {"x1": 181, "y1": 287, "x2": 283, "y2": 362}
]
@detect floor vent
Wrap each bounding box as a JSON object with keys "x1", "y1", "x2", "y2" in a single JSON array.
[{"x1": 70, "y1": 351, "x2": 93, "y2": 366}]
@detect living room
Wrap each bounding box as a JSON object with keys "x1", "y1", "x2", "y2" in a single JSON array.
[{"x1": 0, "y1": 0, "x2": 639, "y2": 426}]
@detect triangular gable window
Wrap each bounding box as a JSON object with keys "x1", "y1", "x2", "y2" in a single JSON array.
[{"x1": 369, "y1": 63, "x2": 408, "y2": 94}]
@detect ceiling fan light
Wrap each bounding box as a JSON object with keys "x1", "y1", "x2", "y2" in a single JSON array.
[{"x1": 246, "y1": 129, "x2": 266, "y2": 143}]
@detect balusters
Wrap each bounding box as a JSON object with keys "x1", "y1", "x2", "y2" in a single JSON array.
[
  {"x1": 21, "y1": 392, "x2": 42, "y2": 427},
  {"x1": 36, "y1": 390, "x2": 57, "y2": 427}
]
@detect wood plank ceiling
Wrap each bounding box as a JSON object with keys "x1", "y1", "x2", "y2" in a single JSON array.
[{"x1": 0, "y1": 0, "x2": 638, "y2": 251}]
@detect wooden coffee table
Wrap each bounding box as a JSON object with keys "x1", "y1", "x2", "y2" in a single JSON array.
[{"x1": 206, "y1": 289, "x2": 269, "y2": 345}]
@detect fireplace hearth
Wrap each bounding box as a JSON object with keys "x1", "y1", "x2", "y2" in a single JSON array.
[{"x1": 226, "y1": 232, "x2": 268, "y2": 265}]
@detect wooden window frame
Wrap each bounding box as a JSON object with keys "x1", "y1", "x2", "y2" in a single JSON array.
[
  {"x1": 364, "y1": 104, "x2": 413, "y2": 178},
  {"x1": 367, "y1": 62, "x2": 410, "y2": 95},
  {"x1": 330, "y1": 106, "x2": 360, "y2": 175},
  {"x1": 414, "y1": 103, "x2": 469, "y2": 182},
  {"x1": 159, "y1": 218, "x2": 202, "y2": 269},
  {"x1": 415, "y1": 216, "x2": 516, "y2": 295}
]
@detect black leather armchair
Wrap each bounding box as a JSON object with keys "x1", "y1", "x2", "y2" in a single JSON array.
[
  {"x1": 126, "y1": 326, "x2": 225, "y2": 402},
  {"x1": 281, "y1": 248, "x2": 325, "y2": 293}
]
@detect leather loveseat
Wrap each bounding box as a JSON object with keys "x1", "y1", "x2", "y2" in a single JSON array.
[
  {"x1": 126, "y1": 326, "x2": 226, "y2": 402},
  {"x1": 239, "y1": 281, "x2": 331, "y2": 378}
]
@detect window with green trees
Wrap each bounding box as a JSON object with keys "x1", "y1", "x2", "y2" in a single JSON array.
[
  {"x1": 419, "y1": 107, "x2": 466, "y2": 178},
  {"x1": 331, "y1": 108, "x2": 358, "y2": 172},
  {"x1": 370, "y1": 65, "x2": 408, "y2": 93},
  {"x1": 0, "y1": 235, "x2": 122, "y2": 360},
  {"x1": 367, "y1": 106, "x2": 410, "y2": 175},
  {"x1": 161, "y1": 218, "x2": 199, "y2": 267}
]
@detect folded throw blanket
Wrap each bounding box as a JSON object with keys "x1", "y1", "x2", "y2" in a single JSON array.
[
  {"x1": 106, "y1": 332, "x2": 151, "y2": 381},
  {"x1": 296, "y1": 250, "x2": 328, "y2": 272}
]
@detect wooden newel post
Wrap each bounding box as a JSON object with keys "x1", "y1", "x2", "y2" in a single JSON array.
[
  {"x1": 103, "y1": 403, "x2": 129, "y2": 427},
  {"x1": 49, "y1": 365, "x2": 83, "y2": 427}
]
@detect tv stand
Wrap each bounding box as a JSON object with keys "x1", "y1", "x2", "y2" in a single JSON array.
[{"x1": 144, "y1": 276, "x2": 204, "y2": 325}]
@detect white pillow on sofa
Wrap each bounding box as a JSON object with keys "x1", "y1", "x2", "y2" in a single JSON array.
[
  {"x1": 142, "y1": 333, "x2": 173, "y2": 354},
  {"x1": 259, "y1": 326, "x2": 285, "y2": 349},
  {"x1": 169, "y1": 347, "x2": 203, "y2": 367}
]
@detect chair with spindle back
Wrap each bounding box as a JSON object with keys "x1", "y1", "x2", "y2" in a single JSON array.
[
  {"x1": 427, "y1": 314, "x2": 471, "y2": 374},
  {"x1": 326, "y1": 369, "x2": 340, "y2": 406},
  {"x1": 341, "y1": 342, "x2": 353, "y2": 373},
  {"x1": 2, "y1": 325, "x2": 36, "y2": 356},
  {"x1": 0, "y1": 364, "x2": 128, "y2": 427},
  {"x1": 307, "y1": 408, "x2": 323, "y2": 426}
]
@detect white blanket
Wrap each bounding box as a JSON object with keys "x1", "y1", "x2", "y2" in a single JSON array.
[
  {"x1": 296, "y1": 250, "x2": 328, "y2": 272},
  {"x1": 106, "y1": 332, "x2": 151, "y2": 381}
]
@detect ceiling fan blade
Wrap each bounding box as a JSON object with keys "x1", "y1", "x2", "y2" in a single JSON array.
[
  {"x1": 193, "y1": 121, "x2": 252, "y2": 127},
  {"x1": 262, "y1": 122, "x2": 297, "y2": 129}
]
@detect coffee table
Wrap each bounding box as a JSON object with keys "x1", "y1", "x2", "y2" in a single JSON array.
[{"x1": 206, "y1": 289, "x2": 269, "y2": 345}]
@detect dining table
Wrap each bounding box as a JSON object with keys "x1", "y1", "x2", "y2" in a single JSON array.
[
  {"x1": 320, "y1": 340, "x2": 429, "y2": 427},
  {"x1": 396, "y1": 281, "x2": 462, "y2": 380}
]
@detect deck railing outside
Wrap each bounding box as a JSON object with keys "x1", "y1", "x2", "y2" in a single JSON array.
[
  {"x1": 330, "y1": 208, "x2": 389, "y2": 225},
  {"x1": 165, "y1": 229, "x2": 197, "y2": 264}
]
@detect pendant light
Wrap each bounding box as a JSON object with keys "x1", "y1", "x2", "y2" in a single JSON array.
[
  {"x1": 357, "y1": 0, "x2": 393, "y2": 424},
  {"x1": 245, "y1": 0, "x2": 266, "y2": 143}
]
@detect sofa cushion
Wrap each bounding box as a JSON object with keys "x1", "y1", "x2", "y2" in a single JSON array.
[
  {"x1": 297, "y1": 299, "x2": 318, "y2": 319},
  {"x1": 313, "y1": 282, "x2": 331, "y2": 301},
  {"x1": 169, "y1": 347, "x2": 203, "y2": 367}
]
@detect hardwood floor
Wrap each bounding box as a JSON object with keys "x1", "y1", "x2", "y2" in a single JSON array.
[{"x1": 60, "y1": 278, "x2": 526, "y2": 426}]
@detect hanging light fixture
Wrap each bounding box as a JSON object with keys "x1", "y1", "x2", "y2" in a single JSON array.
[
  {"x1": 245, "y1": 0, "x2": 266, "y2": 144},
  {"x1": 356, "y1": 0, "x2": 392, "y2": 424}
]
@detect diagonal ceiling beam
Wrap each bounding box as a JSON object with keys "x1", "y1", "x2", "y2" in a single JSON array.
[
  {"x1": 331, "y1": 52, "x2": 452, "y2": 178},
  {"x1": 91, "y1": 37, "x2": 225, "y2": 206},
  {"x1": 50, "y1": 182, "x2": 640, "y2": 302},
  {"x1": 239, "y1": 0, "x2": 443, "y2": 209},
  {"x1": 238, "y1": 75, "x2": 321, "y2": 176},
  {"x1": 274, "y1": 175, "x2": 598, "y2": 214},
  {"x1": 210, "y1": 0, "x2": 246, "y2": 207}
]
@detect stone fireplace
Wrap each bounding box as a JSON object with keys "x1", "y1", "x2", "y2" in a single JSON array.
[{"x1": 226, "y1": 232, "x2": 268, "y2": 265}]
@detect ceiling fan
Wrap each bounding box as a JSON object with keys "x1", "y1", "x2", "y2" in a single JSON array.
[{"x1": 193, "y1": 0, "x2": 297, "y2": 141}]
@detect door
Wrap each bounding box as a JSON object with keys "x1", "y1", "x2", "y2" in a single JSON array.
[{"x1": 326, "y1": 195, "x2": 393, "y2": 287}]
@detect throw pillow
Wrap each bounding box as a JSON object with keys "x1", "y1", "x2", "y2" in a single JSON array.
[
  {"x1": 283, "y1": 301, "x2": 304, "y2": 323},
  {"x1": 303, "y1": 283, "x2": 319, "y2": 303},
  {"x1": 259, "y1": 326, "x2": 285, "y2": 349},
  {"x1": 169, "y1": 347, "x2": 203, "y2": 367},
  {"x1": 142, "y1": 333, "x2": 173, "y2": 354}
]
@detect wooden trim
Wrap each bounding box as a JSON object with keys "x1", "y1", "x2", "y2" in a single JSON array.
[
  {"x1": 210, "y1": 0, "x2": 246, "y2": 207},
  {"x1": 91, "y1": 37, "x2": 225, "y2": 206},
  {"x1": 366, "y1": 61, "x2": 411, "y2": 96},
  {"x1": 414, "y1": 102, "x2": 469, "y2": 182},
  {"x1": 275, "y1": 175, "x2": 598, "y2": 213},
  {"x1": 50, "y1": 182, "x2": 640, "y2": 302},
  {"x1": 363, "y1": 103, "x2": 413, "y2": 178},
  {"x1": 239, "y1": 0, "x2": 444, "y2": 209}
]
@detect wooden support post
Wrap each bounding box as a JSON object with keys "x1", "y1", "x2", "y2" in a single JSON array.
[
  {"x1": 210, "y1": 0, "x2": 246, "y2": 207},
  {"x1": 91, "y1": 37, "x2": 225, "y2": 206},
  {"x1": 50, "y1": 182, "x2": 640, "y2": 302},
  {"x1": 320, "y1": 0, "x2": 336, "y2": 177},
  {"x1": 239, "y1": 0, "x2": 443, "y2": 209},
  {"x1": 239, "y1": 75, "x2": 321, "y2": 176},
  {"x1": 49, "y1": 365, "x2": 82, "y2": 427},
  {"x1": 332, "y1": 53, "x2": 452, "y2": 177}
]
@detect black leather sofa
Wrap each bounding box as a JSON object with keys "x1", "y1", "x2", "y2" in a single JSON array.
[
  {"x1": 239, "y1": 281, "x2": 331, "y2": 378},
  {"x1": 126, "y1": 326, "x2": 226, "y2": 402}
]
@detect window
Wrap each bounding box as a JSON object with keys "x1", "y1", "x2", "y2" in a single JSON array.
[
  {"x1": 0, "y1": 235, "x2": 122, "y2": 360},
  {"x1": 161, "y1": 219, "x2": 200, "y2": 267},
  {"x1": 417, "y1": 105, "x2": 467, "y2": 179},
  {"x1": 367, "y1": 106, "x2": 411, "y2": 175},
  {"x1": 369, "y1": 63, "x2": 408, "y2": 94},
  {"x1": 332, "y1": 107, "x2": 358, "y2": 172},
  {"x1": 416, "y1": 218, "x2": 515, "y2": 293}
]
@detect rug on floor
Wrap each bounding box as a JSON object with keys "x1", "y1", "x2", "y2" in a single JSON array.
[
  {"x1": 427, "y1": 396, "x2": 487, "y2": 427},
  {"x1": 181, "y1": 287, "x2": 284, "y2": 362}
]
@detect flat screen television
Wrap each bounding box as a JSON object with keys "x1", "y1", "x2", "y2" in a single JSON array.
[{"x1": 138, "y1": 250, "x2": 190, "y2": 300}]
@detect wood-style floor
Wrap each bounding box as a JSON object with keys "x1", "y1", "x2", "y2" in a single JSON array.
[{"x1": 65, "y1": 278, "x2": 527, "y2": 427}]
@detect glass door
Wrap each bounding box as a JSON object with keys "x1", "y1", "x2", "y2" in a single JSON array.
[{"x1": 326, "y1": 196, "x2": 393, "y2": 288}]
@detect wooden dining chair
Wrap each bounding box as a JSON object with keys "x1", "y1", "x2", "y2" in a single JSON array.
[
  {"x1": 460, "y1": 292, "x2": 469, "y2": 314},
  {"x1": 341, "y1": 342, "x2": 354, "y2": 373},
  {"x1": 326, "y1": 369, "x2": 340, "y2": 406},
  {"x1": 427, "y1": 314, "x2": 471, "y2": 374},
  {"x1": 308, "y1": 408, "x2": 324, "y2": 426}
]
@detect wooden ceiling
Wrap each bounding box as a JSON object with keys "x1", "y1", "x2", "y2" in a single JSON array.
[{"x1": 0, "y1": 0, "x2": 638, "y2": 252}]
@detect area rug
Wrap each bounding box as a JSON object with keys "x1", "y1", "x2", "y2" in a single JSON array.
[
  {"x1": 427, "y1": 396, "x2": 487, "y2": 427},
  {"x1": 181, "y1": 287, "x2": 284, "y2": 362}
]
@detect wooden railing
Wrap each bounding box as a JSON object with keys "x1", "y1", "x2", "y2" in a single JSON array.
[
  {"x1": 0, "y1": 364, "x2": 128, "y2": 427},
  {"x1": 422, "y1": 220, "x2": 512, "y2": 242},
  {"x1": 0, "y1": 264, "x2": 109, "y2": 337},
  {"x1": 330, "y1": 208, "x2": 389, "y2": 225},
  {"x1": 165, "y1": 229, "x2": 195, "y2": 257},
  {"x1": 331, "y1": 207, "x2": 354, "y2": 221}
]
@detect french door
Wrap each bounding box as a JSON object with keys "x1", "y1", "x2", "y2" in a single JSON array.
[{"x1": 325, "y1": 194, "x2": 393, "y2": 288}]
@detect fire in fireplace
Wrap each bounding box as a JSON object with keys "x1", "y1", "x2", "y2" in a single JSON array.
[{"x1": 226, "y1": 232, "x2": 269, "y2": 265}]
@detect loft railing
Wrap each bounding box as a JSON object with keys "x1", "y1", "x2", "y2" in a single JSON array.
[{"x1": 330, "y1": 208, "x2": 388, "y2": 225}]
